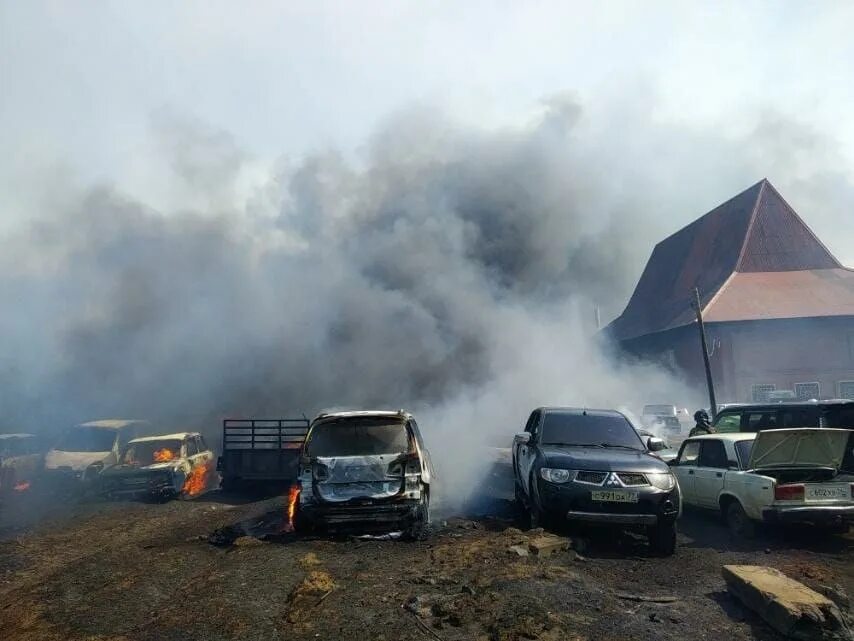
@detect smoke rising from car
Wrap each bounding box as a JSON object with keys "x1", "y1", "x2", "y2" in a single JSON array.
[{"x1": 2, "y1": 97, "x2": 851, "y2": 511}]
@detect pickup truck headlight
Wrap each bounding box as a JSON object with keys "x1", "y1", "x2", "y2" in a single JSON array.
[
  {"x1": 647, "y1": 472, "x2": 676, "y2": 491},
  {"x1": 540, "y1": 468, "x2": 572, "y2": 483}
]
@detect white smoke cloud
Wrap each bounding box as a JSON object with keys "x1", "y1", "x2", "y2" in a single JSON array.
[{"x1": 2, "y1": 96, "x2": 852, "y2": 509}]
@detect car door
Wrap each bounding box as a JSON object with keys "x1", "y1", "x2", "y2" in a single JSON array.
[
  {"x1": 671, "y1": 440, "x2": 700, "y2": 504},
  {"x1": 516, "y1": 410, "x2": 541, "y2": 495},
  {"x1": 693, "y1": 439, "x2": 729, "y2": 508},
  {"x1": 194, "y1": 435, "x2": 215, "y2": 473}
]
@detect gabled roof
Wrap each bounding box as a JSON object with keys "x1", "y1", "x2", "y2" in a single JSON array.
[{"x1": 608, "y1": 179, "x2": 850, "y2": 341}]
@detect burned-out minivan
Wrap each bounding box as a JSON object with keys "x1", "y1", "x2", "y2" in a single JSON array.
[{"x1": 295, "y1": 410, "x2": 433, "y2": 537}]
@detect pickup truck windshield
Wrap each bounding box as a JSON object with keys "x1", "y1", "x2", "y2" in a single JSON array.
[
  {"x1": 56, "y1": 427, "x2": 116, "y2": 452},
  {"x1": 540, "y1": 413, "x2": 643, "y2": 450},
  {"x1": 307, "y1": 419, "x2": 410, "y2": 457},
  {"x1": 122, "y1": 440, "x2": 183, "y2": 465}
]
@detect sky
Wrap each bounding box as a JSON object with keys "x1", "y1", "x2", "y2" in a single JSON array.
[{"x1": 2, "y1": 2, "x2": 853, "y2": 241}]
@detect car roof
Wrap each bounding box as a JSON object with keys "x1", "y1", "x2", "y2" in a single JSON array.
[
  {"x1": 128, "y1": 432, "x2": 198, "y2": 443},
  {"x1": 539, "y1": 407, "x2": 627, "y2": 417},
  {"x1": 717, "y1": 400, "x2": 854, "y2": 411},
  {"x1": 77, "y1": 419, "x2": 148, "y2": 429},
  {"x1": 313, "y1": 410, "x2": 411, "y2": 422},
  {"x1": 0, "y1": 433, "x2": 35, "y2": 439}
]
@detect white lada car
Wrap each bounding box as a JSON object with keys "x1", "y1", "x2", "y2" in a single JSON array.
[{"x1": 669, "y1": 428, "x2": 854, "y2": 536}]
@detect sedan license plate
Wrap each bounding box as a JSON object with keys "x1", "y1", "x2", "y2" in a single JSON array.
[
  {"x1": 806, "y1": 484, "x2": 851, "y2": 501},
  {"x1": 591, "y1": 490, "x2": 639, "y2": 503}
]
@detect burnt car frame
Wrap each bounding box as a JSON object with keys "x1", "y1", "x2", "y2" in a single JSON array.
[
  {"x1": 295, "y1": 410, "x2": 433, "y2": 537},
  {"x1": 99, "y1": 432, "x2": 215, "y2": 500},
  {"x1": 0, "y1": 433, "x2": 42, "y2": 497},
  {"x1": 513, "y1": 407, "x2": 680, "y2": 556}
]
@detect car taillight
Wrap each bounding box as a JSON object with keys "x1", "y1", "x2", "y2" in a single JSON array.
[{"x1": 774, "y1": 483, "x2": 805, "y2": 501}]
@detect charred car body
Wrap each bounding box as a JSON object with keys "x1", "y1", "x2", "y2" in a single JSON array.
[
  {"x1": 44, "y1": 420, "x2": 152, "y2": 487},
  {"x1": 100, "y1": 432, "x2": 215, "y2": 500},
  {"x1": 296, "y1": 411, "x2": 433, "y2": 536},
  {"x1": 0, "y1": 434, "x2": 42, "y2": 497},
  {"x1": 514, "y1": 408, "x2": 680, "y2": 556}
]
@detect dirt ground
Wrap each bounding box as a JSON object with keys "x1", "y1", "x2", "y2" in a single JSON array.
[{"x1": 1, "y1": 480, "x2": 852, "y2": 641}]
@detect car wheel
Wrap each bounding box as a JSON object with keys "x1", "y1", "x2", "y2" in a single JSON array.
[
  {"x1": 725, "y1": 501, "x2": 755, "y2": 538},
  {"x1": 649, "y1": 521, "x2": 677, "y2": 556},
  {"x1": 404, "y1": 495, "x2": 430, "y2": 541}
]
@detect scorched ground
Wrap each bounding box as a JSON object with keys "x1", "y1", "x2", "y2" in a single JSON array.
[{"x1": 0, "y1": 487, "x2": 851, "y2": 641}]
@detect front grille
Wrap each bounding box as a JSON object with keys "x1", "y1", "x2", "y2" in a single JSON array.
[
  {"x1": 575, "y1": 471, "x2": 607, "y2": 485},
  {"x1": 616, "y1": 473, "x2": 648, "y2": 487}
]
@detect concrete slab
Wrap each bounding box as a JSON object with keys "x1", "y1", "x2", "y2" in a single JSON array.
[{"x1": 722, "y1": 565, "x2": 850, "y2": 640}]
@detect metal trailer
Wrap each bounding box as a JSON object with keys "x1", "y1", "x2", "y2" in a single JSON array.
[{"x1": 217, "y1": 418, "x2": 309, "y2": 490}]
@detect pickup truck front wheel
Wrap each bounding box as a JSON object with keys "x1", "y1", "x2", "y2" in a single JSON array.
[{"x1": 725, "y1": 500, "x2": 755, "y2": 538}]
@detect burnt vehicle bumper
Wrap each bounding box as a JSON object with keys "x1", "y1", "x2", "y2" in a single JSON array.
[
  {"x1": 761, "y1": 505, "x2": 854, "y2": 525},
  {"x1": 101, "y1": 472, "x2": 180, "y2": 498},
  {"x1": 300, "y1": 497, "x2": 422, "y2": 528},
  {"x1": 537, "y1": 481, "x2": 680, "y2": 526}
]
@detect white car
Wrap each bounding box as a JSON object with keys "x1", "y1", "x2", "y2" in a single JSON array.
[
  {"x1": 670, "y1": 429, "x2": 854, "y2": 536},
  {"x1": 99, "y1": 432, "x2": 216, "y2": 500}
]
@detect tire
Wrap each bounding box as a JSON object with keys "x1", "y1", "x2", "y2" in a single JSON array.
[
  {"x1": 649, "y1": 521, "x2": 677, "y2": 556},
  {"x1": 725, "y1": 500, "x2": 755, "y2": 538},
  {"x1": 404, "y1": 495, "x2": 430, "y2": 541}
]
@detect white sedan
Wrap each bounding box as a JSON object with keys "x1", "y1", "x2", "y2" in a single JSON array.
[{"x1": 669, "y1": 429, "x2": 854, "y2": 536}]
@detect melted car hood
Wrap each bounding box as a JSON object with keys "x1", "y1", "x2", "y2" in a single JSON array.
[
  {"x1": 749, "y1": 428, "x2": 853, "y2": 470},
  {"x1": 541, "y1": 445, "x2": 668, "y2": 473},
  {"x1": 101, "y1": 461, "x2": 179, "y2": 477}
]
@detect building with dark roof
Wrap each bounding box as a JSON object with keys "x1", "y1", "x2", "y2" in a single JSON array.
[{"x1": 607, "y1": 179, "x2": 854, "y2": 403}]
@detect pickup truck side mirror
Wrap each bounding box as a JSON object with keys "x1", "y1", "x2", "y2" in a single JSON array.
[
  {"x1": 667, "y1": 458, "x2": 679, "y2": 467},
  {"x1": 513, "y1": 433, "x2": 531, "y2": 446},
  {"x1": 647, "y1": 437, "x2": 667, "y2": 452}
]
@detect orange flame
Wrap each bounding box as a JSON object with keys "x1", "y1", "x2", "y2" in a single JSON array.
[
  {"x1": 181, "y1": 464, "x2": 210, "y2": 497},
  {"x1": 13, "y1": 481, "x2": 30, "y2": 492},
  {"x1": 283, "y1": 485, "x2": 301, "y2": 532},
  {"x1": 153, "y1": 448, "x2": 177, "y2": 463}
]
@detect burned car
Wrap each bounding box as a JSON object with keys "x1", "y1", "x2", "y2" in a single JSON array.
[
  {"x1": 0, "y1": 433, "x2": 42, "y2": 497},
  {"x1": 99, "y1": 432, "x2": 215, "y2": 500},
  {"x1": 295, "y1": 410, "x2": 433, "y2": 537}
]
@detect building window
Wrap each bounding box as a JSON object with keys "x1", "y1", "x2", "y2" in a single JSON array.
[
  {"x1": 751, "y1": 384, "x2": 776, "y2": 403},
  {"x1": 794, "y1": 382, "x2": 820, "y2": 401},
  {"x1": 839, "y1": 381, "x2": 854, "y2": 401}
]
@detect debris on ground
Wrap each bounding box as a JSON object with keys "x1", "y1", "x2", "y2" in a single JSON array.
[
  {"x1": 616, "y1": 593, "x2": 679, "y2": 603},
  {"x1": 722, "y1": 565, "x2": 851, "y2": 640},
  {"x1": 528, "y1": 534, "x2": 570, "y2": 557},
  {"x1": 233, "y1": 535, "x2": 264, "y2": 547},
  {"x1": 285, "y1": 570, "x2": 337, "y2": 629}
]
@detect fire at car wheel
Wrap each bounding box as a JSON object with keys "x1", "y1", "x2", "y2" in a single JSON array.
[
  {"x1": 648, "y1": 521, "x2": 677, "y2": 557},
  {"x1": 725, "y1": 500, "x2": 755, "y2": 539}
]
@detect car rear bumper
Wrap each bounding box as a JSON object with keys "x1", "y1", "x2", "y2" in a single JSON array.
[
  {"x1": 301, "y1": 499, "x2": 421, "y2": 527},
  {"x1": 762, "y1": 505, "x2": 854, "y2": 524}
]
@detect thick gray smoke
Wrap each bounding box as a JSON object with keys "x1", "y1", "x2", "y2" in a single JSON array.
[{"x1": 2, "y1": 97, "x2": 851, "y2": 507}]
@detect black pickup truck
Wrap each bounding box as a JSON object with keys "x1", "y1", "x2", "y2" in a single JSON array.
[
  {"x1": 217, "y1": 418, "x2": 310, "y2": 490},
  {"x1": 513, "y1": 407, "x2": 680, "y2": 556}
]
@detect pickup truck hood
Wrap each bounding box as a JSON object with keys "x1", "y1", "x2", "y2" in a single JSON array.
[
  {"x1": 749, "y1": 428, "x2": 853, "y2": 470},
  {"x1": 541, "y1": 445, "x2": 668, "y2": 474},
  {"x1": 101, "y1": 462, "x2": 179, "y2": 477}
]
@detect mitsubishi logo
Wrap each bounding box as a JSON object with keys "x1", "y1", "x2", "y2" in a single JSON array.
[{"x1": 604, "y1": 473, "x2": 622, "y2": 488}]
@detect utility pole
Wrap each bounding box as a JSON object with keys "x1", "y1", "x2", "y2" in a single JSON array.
[{"x1": 693, "y1": 287, "x2": 718, "y2": 417}]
